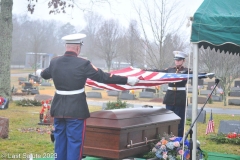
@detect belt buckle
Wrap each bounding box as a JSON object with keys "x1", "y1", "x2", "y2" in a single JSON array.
[{"x1": 172, "y1": 87, "x2": 177, "y2": 91}]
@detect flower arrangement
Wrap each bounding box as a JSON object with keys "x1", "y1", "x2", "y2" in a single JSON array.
[
  {"x1": 144, "y1": 133, "x2": 207, "y2": 160},
  {"x1": 207, "y1": 94, "x2": 213, "y2": 104},
  {"x1": 208, "y1": 133, "x2": 240, "y2": 144}
]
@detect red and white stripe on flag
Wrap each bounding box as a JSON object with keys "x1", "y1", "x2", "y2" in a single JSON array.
[
  {"x1": 206, "y1": 110, "x2": 215, "y2": 134},
  {"x1": 86, "y1": 66, "x2": 185, "y2": 91}
]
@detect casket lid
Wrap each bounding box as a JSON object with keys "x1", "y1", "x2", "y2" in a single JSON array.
[{"x1": 87, "y1": 108, "x2": 180, "y2": 129}]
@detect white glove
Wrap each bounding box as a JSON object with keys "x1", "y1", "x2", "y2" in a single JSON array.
[
  {"x1": 127, "y1": 77, "x2": 139, "y2": 86},
  {"x1": 36, "y1": 69, "x2": 42, "y2": 77}
]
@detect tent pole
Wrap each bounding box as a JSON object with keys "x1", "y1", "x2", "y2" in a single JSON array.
[{"x1": 192, "y1": 43, "x2": 199, "y2": 160}]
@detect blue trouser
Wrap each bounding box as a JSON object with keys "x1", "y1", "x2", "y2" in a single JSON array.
[
  {"x1": 54, "y1": 118, "x2": 86, "y2": 160},
  {"x1": 166, "y1": 105, "x2": 186, "y2": 137}
]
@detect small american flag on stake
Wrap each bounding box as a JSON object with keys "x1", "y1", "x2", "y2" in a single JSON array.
[{"x1": 206, "y1": 110, "x2": 215, "y2": 134}]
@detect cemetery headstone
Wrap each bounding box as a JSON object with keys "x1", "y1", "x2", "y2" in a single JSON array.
[
  {"x1": 18, "y1": 77, "x2": 27, "y2": 85},
  {"x1": 0, "y1": 117, "x2": 9, "y2": 139},
  {"x1": 122, "y1": 90, "x2": 129, "y2": 93},
  {"x1": 207, "y1": 82, "x2": 215, "y2": 90},
  {"x1": 34, "y1": 94, "x2": 53, "y2": 101},
  {"x1": 234, "y1": 81, "x2": 240, "y2": 87},
  {"x1": 200, "y1": 90, "x2": 212, "y2": 95},
  {"x1": 191, "y1": 79, "x2": 204, "y2": 86},
  {"x1": 41, "y1": 82, "x2": 52, "y2": 86},
  {"x1": 209, "y1": 95, "x2": 222, "y2": 102},
  {"x1": 92, "y1": 87, "x2": 104, "y2": 90},
  {"x1": 229, "y1": 92, "x2": 240, "y2": 97},
  {"x1": 139, "y1": 92, "x2": 155, "y2": 98},
  {"x1": 119, "y1": 93, "x2": 135, "y2": 100},
  {"x1": 107, "y1": 91, "x2": 120, "y2": 96},
  {"x1": 86, "y1": 92, "x2": 102, "y2": 98},
  {"x1": 218, "y1": 120, "x2": 240, "y2": 134},
  {"x1": 231, "y1": 87, "x2": 240, "y2": 92},
  {"x1": 143, "y1": 88, "x2": 156, "y2": 93},
  {"x1": 190, "y1": 96, "x2": 206, "y2": 104},
  {"x1": 31, "y1": 89, "x2": 39, "y2": 95},
  {"x1": 186, "y1": 108, "x2": 206, "y2": 123},
  {"x1": 228, "y1": 99, "x2": 240, "y2": 106}
]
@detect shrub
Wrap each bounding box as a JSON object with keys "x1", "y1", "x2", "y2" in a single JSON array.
[
  {"x1": 14, "y1": 99, "x2": 42, "y2": 106},
  {"x1": 105, "y1": 99, "x2": 127, "y2": 110}
]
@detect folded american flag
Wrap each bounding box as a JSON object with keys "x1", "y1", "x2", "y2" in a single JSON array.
[{"x1": 86, "y1": 66, "x2": 213, "y2": 91}]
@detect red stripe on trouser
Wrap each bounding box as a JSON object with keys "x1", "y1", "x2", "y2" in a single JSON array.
[{"x1": 79, "y1": 119, "x2": 86, "y2": 160}]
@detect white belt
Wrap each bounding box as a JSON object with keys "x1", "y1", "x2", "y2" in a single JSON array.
[
  {"x1": 168, "y1": 87, "x2": 186, "y2": 91},
  {"x1": 56, "y1": 88, "x2": 84, "y2": 95}
]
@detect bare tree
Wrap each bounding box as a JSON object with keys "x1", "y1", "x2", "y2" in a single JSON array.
[
  {"x1": 0, "y1": 0, "x2": 113, "y2": 99},
  {"x1": 133, "y1": 0, "x2": 186, "y2": 69},
  {"x1": 82, "y1": 12, "x2": 104, "y2": 61},
  {"x1": 162, "y1": 33, "x2": 188, "y2": 68},
  {"x1": 27, "y1": 0, "x2": 111, "y2": 14},
  {"x1": 95, "y1": 19, "x2": 123, "y2": 71},
  {"x1": 12, "y1": 15, "x2": 30, "y2": 66},
  {"x1": 199, "y1": 47, "x2": 240, "y2": 106},
  {"x1": 0, "y1": 0, "x2": 13, "y2": 99},
  {"x1": 120, "y1": 20, "x2": 143, "y2": 67}
]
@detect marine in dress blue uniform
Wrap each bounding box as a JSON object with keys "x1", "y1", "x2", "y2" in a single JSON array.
[
  {"x1": 145, "y1": 51, "x2": 190, "y2": 137},
  {"x1": 38, "y1": 33, "x2": 139, "y2": 160}
]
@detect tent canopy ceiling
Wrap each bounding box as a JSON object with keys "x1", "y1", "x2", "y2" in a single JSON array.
[{"x1": 191, "y1": 0, "x2": 240, "y2": 55}]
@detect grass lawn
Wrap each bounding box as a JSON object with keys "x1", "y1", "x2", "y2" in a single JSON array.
[
  {"x1": 0, "y1": 103, "x2": 240, "y2": 158},
  {"x1": 0, "y1": 104, "x2": 102, "y2": 159}
]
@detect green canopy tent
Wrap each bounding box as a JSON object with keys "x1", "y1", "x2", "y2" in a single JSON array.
[
  {"x1": 189, "y1": 0, "x2": 240, "y2": 159},
  {"x1": 191, "y1": 0, "x2": 240, "y2": 55}
]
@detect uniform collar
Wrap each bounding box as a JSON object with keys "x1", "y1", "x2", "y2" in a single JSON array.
[
  {"x1": 174, "y1": 66, "x2": 184, "y2": 69},
  {"x1": 64, "y1": 51, "x2": 78, "y2": 57}
]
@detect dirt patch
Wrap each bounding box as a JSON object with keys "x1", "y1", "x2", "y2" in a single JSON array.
[{"x1": 149, "y1": 98, "x2": 163, "y2": 103}]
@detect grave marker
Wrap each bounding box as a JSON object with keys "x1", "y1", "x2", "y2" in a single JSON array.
[
  {"x1": 139, "y1": 92, "x2": 155, "y2": 98},
  {"x1": 229, "y1": 92, "x2": 240, "y2": 97},
  {"x1": 190, "y1": 96, "x2": 206, "y2": 104},
  {"x1": 234, "y1": 81, "x2": 240, "y2": 87},
  {"x1": 119, "y1": 93, "x2": 135, "y2": 100},
  {"x1": 86, "y1": 92, "x2": 102, "y2": 98},
  {"x1": 107, "y1": 91, "x2": 120, "y2": 96},
  {"x1": 34, "y1": 94, "x2": 53, "y2": 101},
  {"x1": 92, "y1": 87, "x2": 104, "y2": 90},
  {"x1": 0, "y1": 117, "x2": 9, "y2": 139},
  {"x1": 228, "y1": 99, "x2": 240, "y2": 106},
  {"x1": 186, "y1": 108, "x2": 206, "y2": 123},
  {"x1": 218, "y1": 120, "x2": 240, "y2": 134}
]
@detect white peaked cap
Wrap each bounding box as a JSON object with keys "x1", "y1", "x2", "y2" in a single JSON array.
[
  {"x1": 62, "y1": 33, "x2": 86, "y2": 44},
  {"x1": 173, "y1": 51, "x2": 188, "y2": 60}
]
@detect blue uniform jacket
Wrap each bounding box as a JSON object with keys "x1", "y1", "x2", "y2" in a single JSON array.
[{"x1": 41, "y1": 51, "x2": 127, "y2": 119}]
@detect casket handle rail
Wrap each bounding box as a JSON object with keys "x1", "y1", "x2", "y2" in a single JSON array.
[{"x1": 126, "y1": 137, "x2": 158, "y2": 148}]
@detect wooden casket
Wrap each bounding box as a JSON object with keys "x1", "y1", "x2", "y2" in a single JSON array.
[{"x1": 83, "y1": 108, "x2": 180, "y2": 159}]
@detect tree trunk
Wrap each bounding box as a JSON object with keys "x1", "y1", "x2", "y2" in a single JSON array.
[{"x1": 0, "y1": 0, "x2": 13, "y2": 99}]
